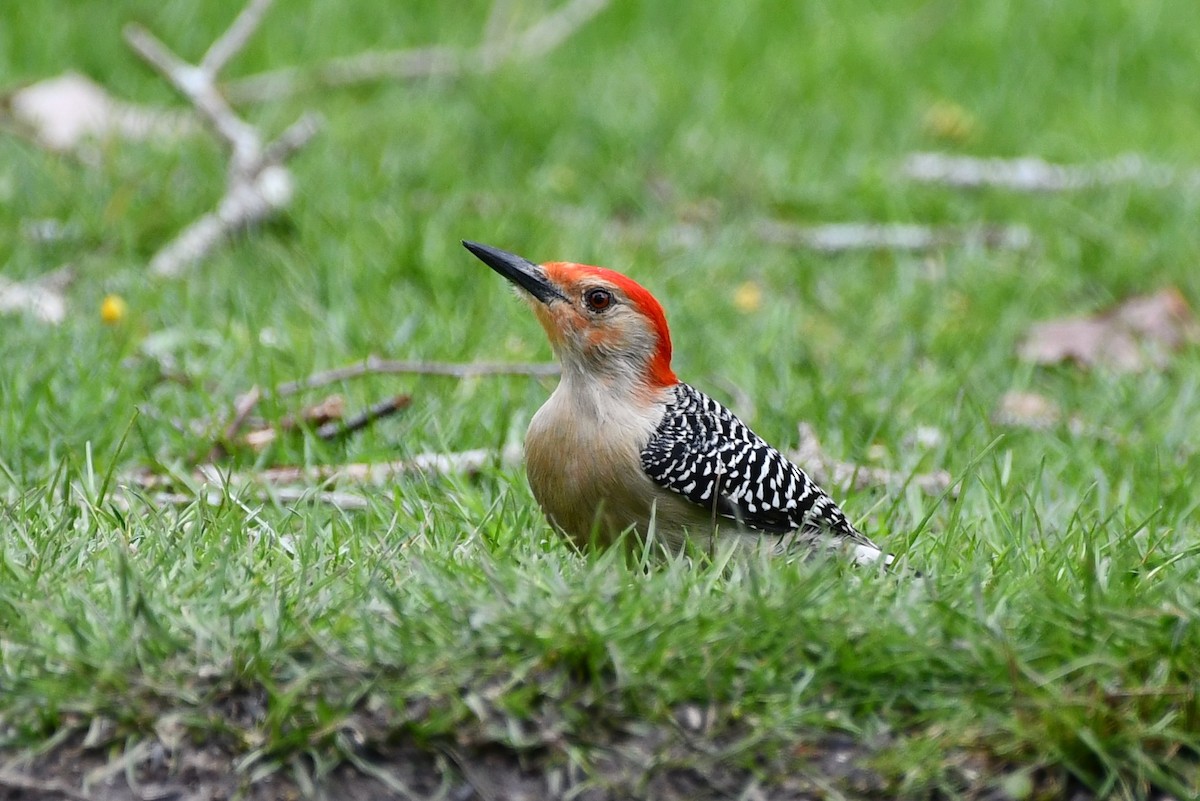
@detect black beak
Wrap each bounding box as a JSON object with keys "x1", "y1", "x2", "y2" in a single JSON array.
[{"x1": 462, "y1": 241, "x2": 566, "y2": 305}]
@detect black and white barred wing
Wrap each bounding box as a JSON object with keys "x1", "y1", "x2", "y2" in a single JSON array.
[{"x1": 640, "y1": 383, "x2": 866, "y2": 543}]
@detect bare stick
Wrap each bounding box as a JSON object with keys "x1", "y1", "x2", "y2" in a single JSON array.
[
  {"x1": 0, "y1": 266, "x2": 74, "y2": 324},
  {"x1": 146, "y1": 487, "x2": 373, "y2": 511},
  {"x1": 260, "y1": 111, "x2": 322, "y2": 164},
  {"x1": 123, "y1": 23, "x2": 260, "y2": 156},
  {"x1": 480, "y1": 0, "x2": 610, "y2": 64},
  {"x1": 122, "y1": 446, "x2": 522, "y2": 507},
  {"x1": 902, "y1": 151, "x2": 1200, "y2": 192},
  {"x1": 205, "y1": 385, "x2": 263, "y2": 461},
  {"x1": 225, "y1": 0, "x2": 611, "y2": 104},
  {"x1": 226, "y1": 386, "x2": 264, "y2": 440},
  {"x1": 482, "y1": 0, "x2": 518, "y2": 46},
  {"x1": 202, "y1": 0, "x2": 275, "y2": 74},
  {"x1": 274, "y1": 356, "x2": 559, "y2": 397},
  {"x1": 246, "y1": 445, "x2": 523, "y2": 486},
  {"x1": 235, "y1": 46, "x2": 463, "y2": 100},
  {"x1": 316, "y1": 394, "x2": 412, "y2": 441},
  {"x1": 123, "y1": 1, "x2": 321, "y2": 277},
  {"x1": 201, "y1": 358, "x2": 550, "y2": 459},
  {"x1": 124, "y1": 445, "x2": 522, "y2": 490},
  {"x1": 756, "y1": 221, "x2": 1034, "y2": 253},
  {"x1": 8, "y1": 72, "x2": 196, "y2": 155},
  {"x1": 243, "y1": 394, "x2": 346, "y2": 449}
]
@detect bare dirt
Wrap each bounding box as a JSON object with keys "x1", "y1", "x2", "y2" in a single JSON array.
[{"x1": 0, "y1": 724, "x2": 912, "y2": 801}]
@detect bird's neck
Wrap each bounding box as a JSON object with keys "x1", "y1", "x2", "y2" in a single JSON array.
[{"x1": 556, "y1": 358, "x2": 675, "y2": 414}]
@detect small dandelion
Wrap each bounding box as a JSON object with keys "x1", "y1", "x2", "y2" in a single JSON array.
[
  {"x1": 922, "y1": 100, "x2": 977, "y2": 143},
  {"x1": 733, "y1": 281, "x2": 762, "y2": 313},
  {"x1": 100, "y1": 294, "x2": 127, "y2": 325}
]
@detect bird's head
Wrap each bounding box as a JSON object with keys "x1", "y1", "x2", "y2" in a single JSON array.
[{"x1": 464, "y1": 241, "x2": 677, "y2": 391}]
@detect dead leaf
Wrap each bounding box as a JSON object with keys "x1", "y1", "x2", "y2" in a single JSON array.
[
  {"x1": 993, "y1": 391, "x2": 1062, "y2": 430},
  {"x1": 1017, "y1": 288, "x2": 1198, "y2": 371},
  {"x1": 8, "y1": 71, "x2": 192, "y2": 152}
]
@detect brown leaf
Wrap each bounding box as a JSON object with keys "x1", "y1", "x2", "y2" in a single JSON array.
[
  {"x1": 993, "y1": 391, "x2": 1062, "y2": 430},
  {"x1": 1017, "y1": 288, "x2": 1198, "y2": 371}
]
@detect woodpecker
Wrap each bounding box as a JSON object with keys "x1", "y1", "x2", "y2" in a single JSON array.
[{"x1": 463, "y1": 241, "x2": 888, "y2": 565}]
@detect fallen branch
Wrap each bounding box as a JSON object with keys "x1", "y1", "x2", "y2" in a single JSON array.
[
  {"x1": 242, "y1": 394, "x2": 346, "y2": 450},
  {"x1": 122, "y1": 444, "x2": 522, "y2": 512},
  {"x1": 902, "y1": 151, "x2": 1200, "y2": 192},
  {"x1": 200, "y1": 360, "x2": 554, "y2": 459},
  {"x1": 6, "y1": 71, "x2": 195, "y2": 154},
  {"x1": 0, "y1": 266, "x2": 74, "y2": 324},
  {"x1": 209, "y1": 392, "x2": 409, "y2": 457},
  {"x1": 224, "y1": 0, "x2": 611, "y2": 104},
  {"x1": 122, "y1": 0, "x2": 321, "y2": 277},
  {"x1": 316, "y1": 394, "x2": 412, "y2": 441},
  {"x1": 791, "y1": 423, "x2": 952, "y2": 496},
  {"x1": 222, "y1": 445, "x2": 523, "y2": 487},
  {"x1": 145, "y1": 487, "x2": 373, "y2": 512},
  {"x1": 274, "y1": 356, "x2": 560, "y2": 397},
  {"x1": 129, "y1": 445, "x2": 519, "y2": 490},
  {"x1": 206, "y1": 385, "x2": 264, "y2": 460},
  {"x1": 756, "y1": 221, "x2": 1033, "y2": 253}
]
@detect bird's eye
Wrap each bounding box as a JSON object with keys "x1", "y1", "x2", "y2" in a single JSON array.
[{"x1": 584, "y1": 288, "x2": 614, "y2": 312}]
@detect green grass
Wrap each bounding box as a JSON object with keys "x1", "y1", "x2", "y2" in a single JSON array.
[{"x1": 3, "y1": 0, "x2": 1200, "y2": 796}]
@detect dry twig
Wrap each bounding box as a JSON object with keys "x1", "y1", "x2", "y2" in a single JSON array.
[
  {"x1": 145, "y1": 487, "x2": 373, "y2": 512},
  {"x1": 123, "y1": 444, "x2": 521, "y2": 513},
  {"x1": 243, "y1": 394, "x2": 346, "y2": 450},
  {"x1": 274, "y1": 356, "x2": 559, "y2": 397},
  {"x1": 210, "y1": 385, "x2": 263, "y2": 459},
  {"x1": 224, "y1": 0, "x2": 611, "y2": 103},
  {"x1": 231, "y1": 445, "x2": 523, "y2": 487},
  {"x1": 902, "y1": 151, "x2": 1200, "y2": 192},
  {"x1": 200, "y1": 359, "x2": 553, "y2": 458},
  {"x1": 122, "y1": 0, "x2": 321, "y2": 277},
  {"x1": 6, "y1": 71, "x2": 195, "y2": 154},
  {"x1": 0, "y1": 266, "x2": 74, "y2": 325},
  {"x1": 756, "y1": 220, "x2": 1033, "y2": 253},
  {"x1": 129, "y1": 445, "x2": 520, "y2": 491},
  {"x1": 316, "y1": 394, "x2": 412, "y2": 441}
]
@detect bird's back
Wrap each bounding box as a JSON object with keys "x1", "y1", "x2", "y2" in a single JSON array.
[{"x1": 640, "y1": 383, "x2": 883, "y2": 560}]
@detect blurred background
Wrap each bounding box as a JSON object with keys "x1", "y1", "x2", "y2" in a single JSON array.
[{"x1": 2, "y1": 0, "x2": 1198, "y2": 499}]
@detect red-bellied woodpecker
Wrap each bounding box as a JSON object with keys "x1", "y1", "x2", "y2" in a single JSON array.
[{"x1": 463, "y1": 240, "x2": 889, "y2": 565}]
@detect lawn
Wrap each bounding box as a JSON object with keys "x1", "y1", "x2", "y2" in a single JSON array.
[{"x1": 2, "y1": 0, "x2": 1200, "y2": 798}]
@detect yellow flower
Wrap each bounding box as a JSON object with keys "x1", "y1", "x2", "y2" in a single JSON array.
[
  {"x1": 922, "y1": 101, "x2": 977, "y2": 143},
  {"x1": 100, "y1": 294, "x2": 127, "y2": 325},
  {"x1": 733, "y1": 281, "x2": 762, "y2": 313}
]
